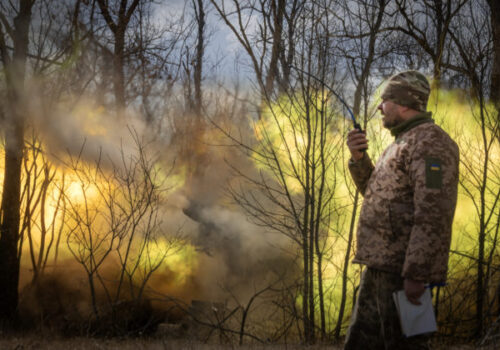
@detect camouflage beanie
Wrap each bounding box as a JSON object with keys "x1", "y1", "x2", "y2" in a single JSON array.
[{"x1": 381, "y1": 71, "x2": 430, "y2": 112}]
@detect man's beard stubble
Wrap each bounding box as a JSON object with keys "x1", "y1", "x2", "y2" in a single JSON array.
[{"x1": 382, "y1": 112, "x2": 405, "y2": 129}]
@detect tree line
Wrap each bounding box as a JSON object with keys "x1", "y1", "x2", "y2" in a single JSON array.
[{"x1": 0, "y1": 0, "x2": 499, "y2": 345}]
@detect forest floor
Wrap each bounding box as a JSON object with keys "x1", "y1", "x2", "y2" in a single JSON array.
[{"x1": 0, "y1": 335, "x2": 485, "y2": 350}]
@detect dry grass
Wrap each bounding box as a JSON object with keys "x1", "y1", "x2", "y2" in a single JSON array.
[
  {"x1": 0, "y1": 336, "x2": 345, "y2": 350},
  {"x1": 0, "y1": 335, "x2": 487, "y2": 350}
]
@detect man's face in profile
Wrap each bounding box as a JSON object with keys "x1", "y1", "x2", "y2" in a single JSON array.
[{"x1": 378, "y1": 99, "x2": 404, "y2": 129}]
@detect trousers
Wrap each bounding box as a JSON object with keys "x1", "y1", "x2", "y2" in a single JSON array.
[{"x1": 344, "y1": 267, "x2": 432, "y2": 350}]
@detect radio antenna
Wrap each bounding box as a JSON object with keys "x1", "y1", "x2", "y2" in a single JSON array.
[{"x1": 289, "y1": 64, "x2": 362, "y2": 131}]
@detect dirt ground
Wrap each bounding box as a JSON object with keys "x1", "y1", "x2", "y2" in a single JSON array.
[
  {"x1": 0, "y1": 335, "x2": 484, "y2": 350},
  {"x1": 0, "y1": 337, "x2": 340, "y2": 350}
]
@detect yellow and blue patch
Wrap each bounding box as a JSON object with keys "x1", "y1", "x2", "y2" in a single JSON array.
[{"x1": 425, "y1": 157, "x2": 443, "y2": 189}]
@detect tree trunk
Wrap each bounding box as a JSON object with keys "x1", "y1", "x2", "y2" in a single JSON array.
[
  {"x1": 96, "y1": 0, "x2": 140, "y2": 117},
  {"x1": 113, "y1": 27, "x2": 126, "y2": 115},
  {"x1": 335, "y1": 0, "x2": 385, "y2": 339},
  {"x1": 302, "y1": 237, "x2": 310, "y2": 342},
  {"x1": 0, "y1": 0, "x2": 33, "y2": 324},
  {"x1": 193, "y1": 0, "x2": 205, "y2": 116},
  {"x1": 488, "y1": 0, "x2": 500, "y2": 106},
  {"x1": 476, "y1": 95, "x2": 488, "y2": 337},
  {"x1": 265, "y1": 0, "x2": 285, "y2": 95},
  {"x1": 334, "y1": 192, "x2": 359, "y2": 339}
]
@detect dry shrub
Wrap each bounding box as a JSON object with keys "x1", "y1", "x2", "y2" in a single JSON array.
[{"x1": 17, "y1": 270, "x2": 165, "y2": 336}]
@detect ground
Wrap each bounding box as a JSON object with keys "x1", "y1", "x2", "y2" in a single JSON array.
[
  {"x1": 0, "y1": 337, "x2": 340, "y2": 350},
  {"x1": 0, "y1": 335, "x2": 484, "y2": 350}
]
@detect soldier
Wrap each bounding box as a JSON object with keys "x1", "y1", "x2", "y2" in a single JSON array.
[{"x1": 344, "y1": 71, "x2": 459, "y2": 350}]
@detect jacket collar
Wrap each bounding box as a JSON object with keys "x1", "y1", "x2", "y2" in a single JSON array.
[{"x1": 390, "y1": 112, "x2": 434, "y2": 138}]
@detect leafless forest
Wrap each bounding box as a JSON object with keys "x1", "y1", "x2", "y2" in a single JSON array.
[{"x1": 0, "y1": 0, "x2": 499, "y2": 348}]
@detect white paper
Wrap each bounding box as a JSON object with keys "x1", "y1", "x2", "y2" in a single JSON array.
[{"x1": 392, "y1": 288, "x2": 437, "y2": 337}]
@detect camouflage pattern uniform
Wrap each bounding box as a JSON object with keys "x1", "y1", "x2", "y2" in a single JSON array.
[
  {"x1": 344, "y1": 71, "x2": 460, "y2": 350},
  {"x1": 344, "y1": 269, "x2": 431, "y2": 350}
]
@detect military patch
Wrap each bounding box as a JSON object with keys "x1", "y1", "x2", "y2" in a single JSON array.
[{"x1": 425, "y1": 157, "x2": 442, "y2": 189}]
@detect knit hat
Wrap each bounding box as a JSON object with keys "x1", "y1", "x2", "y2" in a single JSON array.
[{"x1": 380, "y1": 71, "x2": 431, "y2": 112}]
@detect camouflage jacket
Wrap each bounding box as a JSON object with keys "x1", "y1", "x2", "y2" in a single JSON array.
[{"x1": 349, "y1": 113, "x2": 459, "y2": 283}]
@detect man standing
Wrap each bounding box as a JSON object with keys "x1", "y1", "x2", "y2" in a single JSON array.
[{"x1": 344, "y1": 71, "x2": 459, "y2": 350}]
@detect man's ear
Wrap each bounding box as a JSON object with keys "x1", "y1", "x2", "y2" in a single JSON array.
[
  {"x1": 400, "y1": 105, "x2": 410, "y2": 113},
  {"x1": 399, "y1": 105, "x2": 417, "y2": 117},
  {"x1": 395, "y1": 104, "x2": 408, "y2": 115}
]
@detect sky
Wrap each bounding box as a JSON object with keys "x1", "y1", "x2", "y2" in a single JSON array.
[{"x1": 152, "y1": 0, "x2": 254, "y2": 81}]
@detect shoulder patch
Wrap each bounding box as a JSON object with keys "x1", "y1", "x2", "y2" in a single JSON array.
[{"x1": 425, "y1": 157, "x2": 442, "y2": 189}]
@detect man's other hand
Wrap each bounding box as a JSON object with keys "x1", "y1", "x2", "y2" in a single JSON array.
[
  {"x1": 404, "y1": 279, "x2": 425, "y2": 305},
  {"x1": 347, "y1": 129, "x2": 368, "y2": 161}
]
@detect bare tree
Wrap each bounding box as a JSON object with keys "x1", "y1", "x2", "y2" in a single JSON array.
[
  {"x1": 0, "y1": 0, "x2": 37, "y2": 323},
  {"x1": 392, "y1": 0, "x2": 469, "y2": 86},
  {"x1": 209, "y1": 0, "x2": 304, "y2": 100},
  {"x1": 330, "y1": 0, "x2": 389, "y2": 339},
  {"x1": 444, "y1": 0, "x2": 500, "y2": 337},
  {"x1": 94, "y1": 0, "x2": 140, "y2": 115},
  {"x1": 18, "y1": 132, "x2": 67, "y2": 284},
  {"x1": 192, "y1": 0, "x2": 206, "y2": 116},
  {"x1": 487, "y1": 0, "x2": 500, "y2": 107},
  {"x1": 179, "y1": 0, "x2": 208, "y2": 170},
  {"x1": 218, "y1": 2, "x2": 348, "y2": 342},
  {"x1": 64, "y1": 131, "x2": 181, "y2": 327}
]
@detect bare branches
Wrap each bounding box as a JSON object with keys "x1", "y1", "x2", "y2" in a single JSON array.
[
  {"x1": 59, "y1": 129, "x2": 181, "y2": 322},
  {"x1": 96, "y1": 0, "x2": 118, "y2": 33}
]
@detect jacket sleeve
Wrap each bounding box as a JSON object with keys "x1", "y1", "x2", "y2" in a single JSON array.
[
  {"x1": 402, "y1": 133, "x2": 459, "y2": 282},
  {"x1": 348, "y1": 153, "x2": 375, "y2": 196}
]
